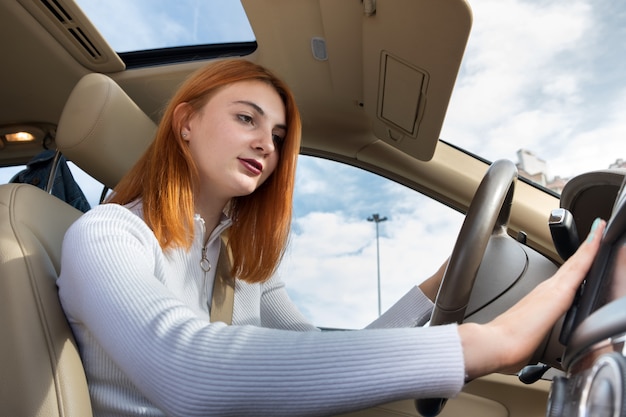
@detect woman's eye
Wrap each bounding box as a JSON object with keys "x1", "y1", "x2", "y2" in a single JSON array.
[
  {"x1": 272, "y1": 134, "x2": 285, "y2": 146},
  {"x1": 237, "y1": 114, "x2": 253, "y2": 124}
]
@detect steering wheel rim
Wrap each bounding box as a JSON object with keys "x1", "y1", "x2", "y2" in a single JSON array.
[{"x1": 430, "y1": 159, "x2": 518, "y2": 326}]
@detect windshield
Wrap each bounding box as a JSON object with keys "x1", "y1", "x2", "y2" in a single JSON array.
[{"x1": 442, "y1": 0, "x2": 626, "y2": 191}]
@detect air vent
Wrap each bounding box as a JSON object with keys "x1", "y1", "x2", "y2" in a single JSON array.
[
  {"x1": 17, "y1": 0, "x2": 124, "y2": 71},
  {"x1": 38, "y1": 0, "x2": 102, "y2": 60}
]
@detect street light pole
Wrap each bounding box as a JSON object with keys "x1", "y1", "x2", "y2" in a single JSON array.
[{"x1": 367, "y1": 213, "x2": 387, "y2": 316}]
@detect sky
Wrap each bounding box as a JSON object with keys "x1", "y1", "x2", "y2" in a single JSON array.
[
  {"x1": 442, "y1": 0, "x2": 626, "y2": 179},
  {"x1": 76, "y1": 0, "x2": 254, "y2": 52},
  {"x1": 279, "y1": 157, "x2": 464, "y2": 328},
  {"x1": 3, "y1": 0, "x2": 625, "y2": 329}
]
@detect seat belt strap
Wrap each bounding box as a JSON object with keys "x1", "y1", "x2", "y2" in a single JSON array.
[{"x1": 210, "y1": 237, "x2": 235, "y2": 325}]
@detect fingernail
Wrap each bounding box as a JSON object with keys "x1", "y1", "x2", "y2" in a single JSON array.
[{"x1": 586, "y1": 217, "x2": 601, "y2": 243}]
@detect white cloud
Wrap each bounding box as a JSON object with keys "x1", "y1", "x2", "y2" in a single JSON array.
[
  {"x1": 441, "y1": 0, "x2": 626, "y2": 179},
  {"x1": 279, "y1": 157, "x2": 464, "y2": 329}
]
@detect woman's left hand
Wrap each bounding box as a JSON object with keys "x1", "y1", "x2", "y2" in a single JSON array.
[
  {"x1": 418, "y1": 259, "x2": 449, "y2": 302},
  {"x1": 459, "y1": 218, "x2": 606, "y2": 380}
]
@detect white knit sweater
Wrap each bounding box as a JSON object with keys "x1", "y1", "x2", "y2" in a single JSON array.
[{"x1": 57, "y1": 202, "x2": 465, "y2": 417}]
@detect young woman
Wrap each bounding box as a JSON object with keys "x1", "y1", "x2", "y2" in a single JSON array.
[{"x1": 58, "y1": 59, "x2": 605, "y2": 417}]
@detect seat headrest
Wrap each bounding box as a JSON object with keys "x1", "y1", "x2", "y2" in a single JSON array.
[{"x1": 56, "y1": 73, "x2": 157, "y2": 189}]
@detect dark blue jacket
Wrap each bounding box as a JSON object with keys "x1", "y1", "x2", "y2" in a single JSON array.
[{"x1": 11, "y1": 149, "x2": 91, "y2": 213}]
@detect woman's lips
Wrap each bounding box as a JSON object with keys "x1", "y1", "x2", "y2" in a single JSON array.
[{"x1": 239, "y1": 158, "x2": 263, "y2": 175}]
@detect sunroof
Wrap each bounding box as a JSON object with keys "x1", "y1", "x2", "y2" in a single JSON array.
[{"x1": 74, "y1": 0, "x2": 255, "y2": 53}]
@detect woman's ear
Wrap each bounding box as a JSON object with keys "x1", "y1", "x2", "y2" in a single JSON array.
[{"x1": 173, "y1": 102, "x2": 192, "y2": 141}]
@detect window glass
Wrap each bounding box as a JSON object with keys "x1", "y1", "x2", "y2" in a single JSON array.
[
  {"x1": 0, "y1": 165, "x2": 25, "y2": 184},
  {"x1": 278, "y1": 156, "x2": 464, "y2": 329},
  {"x1": 0, "y1": 154, "x2": 464, "y2": 330},
  {"x1": 442, "y1": 0, "x2": 626, "y2": 193},
  {"x1": 74, "y1": 0, "x2": 255, "y2": 53},
  {"x1": 0, "y1": 162, "x2": 105, "y2": 208},
  {"x1": 68, "y1": 163, "x2": 108, "y2": 207}
]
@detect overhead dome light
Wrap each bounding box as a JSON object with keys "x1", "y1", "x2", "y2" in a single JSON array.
[
  {"x1": 0, "y1": 124, "x2": 51, "y2": 146},
  {"x1": 5, "y1": 131, "x2": 36, "y2": 142}
]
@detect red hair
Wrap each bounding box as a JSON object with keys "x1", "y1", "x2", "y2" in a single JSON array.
[{"x1": 108, "y1": 59, "x2": 301, "y2": 284}]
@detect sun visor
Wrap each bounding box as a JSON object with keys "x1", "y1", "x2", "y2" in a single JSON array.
[{"x1": 363, "y1": 0, "x2": 472, "y2": 161}]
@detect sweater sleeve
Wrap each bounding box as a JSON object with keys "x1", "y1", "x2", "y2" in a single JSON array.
[
  {"x1": 260, "y1": 274, "x2": 321, "y2": 331},
  {"x1": 58, "y1": 205, "x2": 465, "y2": 417},
  {"x1": 258, "y1": 274, "x2": 433, "y2": 330},
  {"x1": 366, "y1": 286, "x2": 434, "y2": 329}
]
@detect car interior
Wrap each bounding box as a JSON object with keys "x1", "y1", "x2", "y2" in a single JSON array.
[{"x1": 1, "y1": 0, "x2": 625, "y2": 416}]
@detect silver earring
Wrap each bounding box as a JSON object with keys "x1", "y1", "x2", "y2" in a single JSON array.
[{"x1": 181, "y1": 132, "x2": 187, "y2": 138}]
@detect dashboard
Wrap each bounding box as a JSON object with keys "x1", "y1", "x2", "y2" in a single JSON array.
[{"x1": 546, "y1": 169, "x2": 626, "y2": 417}]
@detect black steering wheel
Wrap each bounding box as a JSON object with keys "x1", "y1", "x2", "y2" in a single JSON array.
[{"x1": 416, "y1": 159, "x2": 518, "y2": 417}]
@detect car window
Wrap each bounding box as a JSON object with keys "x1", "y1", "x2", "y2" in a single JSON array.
[
  {"x1": 278, "y1": 155, "x2": 464, "y2": 329},
  {"x1": 0, "y1": 165, "x2": 24, "y2": 184},
  {"x1": 0, "y1": 162, "x2": 106, "y2": 208},
  {"x1": 74, "y1": 0, "x2": 254, "y2": 53},
  {"x1": 68, "y1": 163, "x2": 109, "y2": 207},
  {"x1": 0, "y1": 154, "x2": 463, "y2": 330}
]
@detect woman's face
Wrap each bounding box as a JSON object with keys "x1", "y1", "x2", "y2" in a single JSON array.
[{"x1": 181, "y1": 80, "x2": 287, "y2": 205}]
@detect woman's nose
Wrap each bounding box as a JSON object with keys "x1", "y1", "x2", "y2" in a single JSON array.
[{"x1": 252, "y1": 129, "x2": 275, "y2": 154}]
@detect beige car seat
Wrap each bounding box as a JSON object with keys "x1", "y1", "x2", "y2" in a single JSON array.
[{"x1": 0, "y1": 73, "x2": 156, "y2": 416}]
